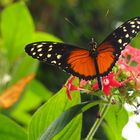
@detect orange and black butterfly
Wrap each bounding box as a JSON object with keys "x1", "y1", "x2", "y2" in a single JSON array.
[{"x1": 25, "y1": 16, "x2": 140, "y2": 90}]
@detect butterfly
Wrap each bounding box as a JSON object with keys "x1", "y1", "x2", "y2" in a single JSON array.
[{"x1": 25, "y1": 16, "x2": 140, "y2": 90}]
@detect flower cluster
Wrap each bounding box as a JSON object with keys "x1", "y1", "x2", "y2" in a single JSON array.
[
  {"x1": 64, "y1": 45, "x2": 140, "y2": 101},
  {"x1": 117, "y1": 45, "x2": 140, "y2": 89}
]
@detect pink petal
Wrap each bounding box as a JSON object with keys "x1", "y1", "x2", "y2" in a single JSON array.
[
  {"x1": 107, "y1": 72, "x2": 114, "y2": 80},
  {"x1": 66, "y1": 88, "x2": 72, "y2": 100},
  {"x1": 67, "y1": 76, "x2": 76, "y2": 84},
  {"x1": 64, "y1": 76, "x2": 78, "y2": 100},
  {"x1": 80, "y1": 79, "x2": 88, "y2": 87},
  {"x1": 70, "y1": 84, "x2": 78, "y2": 91},
  {"x1": 110, "y1": 79, "x2": 122, "y2": 87},
  {"x1": 103, "y1": 85, "x2": 110, "y2": 96},
  {"x1": 92, "y1": 83, "x2": 98, "y2": 90}
]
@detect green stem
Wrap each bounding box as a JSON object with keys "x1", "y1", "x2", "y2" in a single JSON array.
[{"x1": 85, "y1": 101, "x2": 111, "y2": 140}]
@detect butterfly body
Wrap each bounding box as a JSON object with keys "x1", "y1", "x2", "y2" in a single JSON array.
[
  {"x1": 88, "y1": 39, "x2": 103, "y2": 89},
  {"x1": 25, "y1": 16, "x2": 140, "y2": 90}
]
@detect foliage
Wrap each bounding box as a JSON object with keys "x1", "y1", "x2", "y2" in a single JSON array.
[
  {"x1": 102, "y1": 105, "x2": 128, "y2": 140},
  {"x1": 0, "y1": 113, "x2": 27, "y2": 140},
  {"x1": 0, "y1": 1, "x2": 140, "y2": 140}
]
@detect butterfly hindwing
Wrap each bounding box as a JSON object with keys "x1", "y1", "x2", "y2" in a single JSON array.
[
  {"x1": 96, "y1": 16, "x2": 140, "y2": 76},
  {"x1": 25, "y1": 42, "x2": 97, "y2": 80}
]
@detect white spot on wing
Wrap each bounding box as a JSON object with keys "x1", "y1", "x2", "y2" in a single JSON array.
[
  {"x1": 47, "y1": 54, "x2": 51, "y2": 58},
  {"x1": 132, "y1": 30, "x2": 135, "y2": 33},
  {"x1": 57, "y1": 54, "x2": 62, "y2": 59},
  {"x1": 37, "y1": 48, "x2": 42, "y2": 52},
  {"x1": 51, "y1": 60, "x2": 57, "y2": 64},
  {"x1": 134, "y1": 18, "x2": 138, "y2": 20},
  {"x1": 39, "y1": 53, "x2": 43, "y2": 56},
  {"x1": 123, "y1": 43, "x2": 127, "y2": 46},
  {"x1": 48, "y1": 48, "x2": 52, "y2": 51},
  {"x1": 31, "y1": 48, "x2": 34, "y2": 51},
  {"x1": 32, "y1": 52, "x2": 36, "y2": 55},
  {"x1": 37, "y1": 44, "x2": 43, "y2": 48},
  {"x1": 118, "y1": 39, "x2": 122, "y2": 44},
  {"x1": 131, "y1": 25, "x2": 136, "y2": 28},
  {"x1": 49, "y1": 45, "x2": 53, "y2": 48},
  {"x1": 123, "y1": 27, "x2": 127, "y2": 32},
  {"x1": 130, "y1": 21, "x2": 135, "y2": 24},
  {"x1": 125, "y1": 34, "x2": 129, "y2": 38}
]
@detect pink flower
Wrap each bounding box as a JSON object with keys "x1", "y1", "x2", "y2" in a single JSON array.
[
  {"x1": 64, "y1": 76, "x2": 78, "y2": 100},
  {"x1": 121, "y1": 45, "x2": 140, "y2": 58},
  {"x1": 117, "y1": 45, "x2": 140, "y2": 88},
  {"x1": 92, "y1": 73, "x2": 121, "y2": 96},
  {"x1": 79, "y1": 79, "x2": 89, "y2": 87}
]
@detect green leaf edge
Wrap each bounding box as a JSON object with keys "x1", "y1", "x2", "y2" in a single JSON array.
[{"x1": 39, "y1": 100, "x2": 101, "y2": 140}]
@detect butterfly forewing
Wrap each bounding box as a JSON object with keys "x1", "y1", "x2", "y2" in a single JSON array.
[
  {"x1": 100, "y1": 16, "x2": 140, "y2": 53},
  {"x1": 96, "y1": 16, "x2": 140, "y2": 76},
  {"x1": 25, "y1": 42, "x2": 97, "y2": 80},
  {"x1": 25, "y1": 42, "x2": 77, "y2": 68}
]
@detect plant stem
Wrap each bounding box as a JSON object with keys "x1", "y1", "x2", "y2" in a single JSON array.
[{"x1": 85, "y1": 101, "x2": 111, "y2": 140}]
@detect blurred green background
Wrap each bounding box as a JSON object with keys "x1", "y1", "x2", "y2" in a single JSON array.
[{"x1": 0, "y1": 0, "x2": 140, "y2": 139}]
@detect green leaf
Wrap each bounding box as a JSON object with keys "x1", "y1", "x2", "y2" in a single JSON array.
[
  {"x1": 137, "y1": 122, "x2": 140, "y2": 128},
  {"x1": 131, "y1": 35, "x2": 140, "y2": 49},
  {"x1": 39, "y1": 98, "x2": 100, "y2": 140},
  {"x1": 102, "y1": 105, "x2": 128, "y2": 140},
  {"x1": 10, "y1": 80, "x2": 52, "y2": 126},
  {"x1": 28, "y1": 79, "x2": 82, "y2": 140},
  {"x1": 29, "y1": 76, "x2": 101, "y2": 140},
  {"x1": 9, "y1": 56, "x2": 38, "y2": 85},
  {"x1": 27, "y1": 80, "x2": 52, "y2": 99},
  {"x1": 52, "y1": 100, "x2": 100, "y2": 140},
  {"x1": 39, "y1": 102, "x2": 88, "y2": 140},
  {"x1": 1, "y1": 2, "x2": 34, "y2": 63},
  {"x1": 31, "y1": 32, "x2": 62, "y2": 42},
  {"x1": 0, "y1": 113, "x2": 27, "y2": 140}
]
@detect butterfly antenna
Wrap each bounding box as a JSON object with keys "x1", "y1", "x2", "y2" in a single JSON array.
[
  {"x1": 105, "y1": 9, "x2": 110, "y2": 17},
  {"x1": 64, "y1": 17, "x2": 74, "y2": 27},
  {"x1": 64, "y1": 17, "x2": 90, "y2": 40}
]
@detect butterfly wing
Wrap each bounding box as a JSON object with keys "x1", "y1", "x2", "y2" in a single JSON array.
[
  {"x1": 96, "y1": 16, "x2": 140, "y2": 76},
  {"x1": 25, "y1": 17, "x2": 140, "y2": 81},
  {"x1": 25, "y1": 42, "x2": 97, "y2": 80}
]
